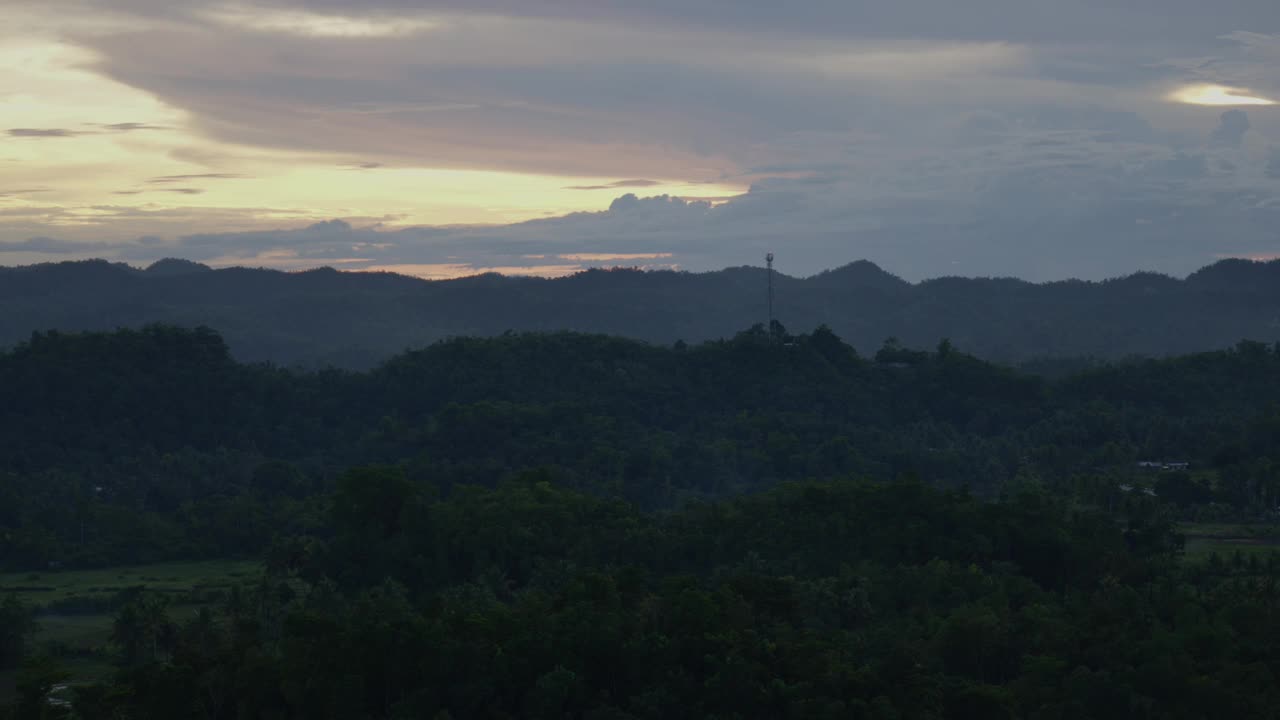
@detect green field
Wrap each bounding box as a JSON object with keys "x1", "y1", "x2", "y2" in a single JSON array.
[
  {"x1": 0, "y1": 559, "x2": 261, "y2": 701},
  {"x1": 0, "y1": 559, "x2": 259, "y2": 605},
  {"x1": 1179, "y1": 522, "x2": 1280, "y2": 561}
]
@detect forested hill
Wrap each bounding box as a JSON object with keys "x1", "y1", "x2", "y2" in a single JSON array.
[
  {"x1": 6, "y1": 326, "x2": 1280, "y2": 718},
  {"x1": 2, "y1": 256, "x2": 1279, "y2": 368},
  {"x1": 3, "y1": 324, "x2": 1280, "y2": 569}
]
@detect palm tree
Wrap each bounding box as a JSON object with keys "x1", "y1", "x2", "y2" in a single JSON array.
[{"x1": 111, "y1": 594, "x2": 175, "y2": 666}]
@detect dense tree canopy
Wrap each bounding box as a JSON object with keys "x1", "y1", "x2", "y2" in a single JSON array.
[
  {"x1": 7, "y1": 475, "x2": 1275, "y2": 719},
  {"x1": 2, "y1": 325, "x2": 1279, "y2": 569},
  {"x1": 3, "y1": 324, "x2": 1280, "y2": 717}
]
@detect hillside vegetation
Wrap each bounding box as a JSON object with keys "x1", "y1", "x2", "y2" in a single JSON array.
[
  {"x1": 3, "y1": 325, "x2": 1280, "y2": 570},
  {"x1": 2, "y1": 257, "x2": 1278, "y2": 368},
  {"x1": 3, "y1": 326, "x2": 1280, "y2": 717}
]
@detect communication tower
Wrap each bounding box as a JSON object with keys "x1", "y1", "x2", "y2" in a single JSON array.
[{"x1": 766, "y1": 252, "x2": 775, "y2": 332}]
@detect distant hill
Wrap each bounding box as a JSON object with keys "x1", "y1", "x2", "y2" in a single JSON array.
[{"x1": 2, "y1": 257, "x2": 1278, "y2": 368}]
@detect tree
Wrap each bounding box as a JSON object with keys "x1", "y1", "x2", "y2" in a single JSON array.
[
  {"x1": 111, "y1": 595, "x2": 176, "y2": 667},
  {"x1": 1154, "y1": 472, "x2": 1214, "y2": 507},
  {"x1": 0, "y1": 595, "x2": 34, "y2": 670},
  {"x1": 329, "y1": 466, "x2": 421, "y2": 585},
  {"x1": 10, "y1": 654, "x2": 70, "y2": 720}
]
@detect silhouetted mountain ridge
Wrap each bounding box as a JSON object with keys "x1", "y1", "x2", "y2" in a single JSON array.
[
  {"x1": 1, "y1": 257, "x2": 1278, "y2": 368},
  {"x1": 807, "y1": 260, "x2": 910, "y2": 292},
  {"x1": 145, "y1": 258, "x2": 213, "y2": 276}
]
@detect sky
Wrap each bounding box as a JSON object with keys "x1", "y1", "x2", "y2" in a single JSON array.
[{"x1": 1, "y1": 1, "x2": 1278, "y2": 281}]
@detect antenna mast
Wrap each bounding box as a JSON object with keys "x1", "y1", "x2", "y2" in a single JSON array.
[{"x1": 766, "y1": 252, "x2": 775, "y2": 333}]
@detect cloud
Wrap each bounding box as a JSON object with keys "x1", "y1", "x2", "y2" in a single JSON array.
[
  {"x1": 1161, "y1": 33, "x2": 1280, "y2": 109},
  {"x1": 558, "y1": 252, "x2": 673, "y2": 261},
  {"x1": 200, "y1": 4, "x2": 440, "y2": 38},
  {"x1": 14, "y1": 134, "x2": 1280, "y2": 280},
  {"x1": 7, "y1": 128, "x2": 82, "y2": 138},
  {"x1": 70, "y1": 13, "x2": 1056, "y2": 180},
  {"x1": 9, "y1": 123, "x2": 167, "y2": 139},
  {"x1": 231, "y1": 1, "x2": 1272, "y2": 47},
  {"x1": 114, "y1": 187, "x2": 204, "y2": 195},
  {"x1": 0, "y1": 233, "x2": 184, "y2": 259},
  {"x1": 146, "y1": 173, "x2": 246, "y2": 183},
  {"x1": 0, "y1": 236, "x2": 119, "y2": 254},
  {"x1": 1149, "y1": 152, "x2": 1210, "y2": 180},
  {"x1": 361, "y1": 263, "x2": 583, "y2": 279},
  {"x1": 98, "y1": 122, "x2": 170, "y2": 132},
  {"x1": 673, "y1": 195, "x2": 739, "y2": 204},
  {"x1": 4, "y1": 1, "x2": 1280, "y2": 283},
  {"x1": 1170, "y1": 84, "x2": 1276, "y2": 107},
  {"x1": 564, "y1": 179, "x2": 663, "y2": 191},
  {"x1": 1210, "y1": 110, "x2": 1251, "y2": 147}
]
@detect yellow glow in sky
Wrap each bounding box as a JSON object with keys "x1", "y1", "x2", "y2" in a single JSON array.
[
  {"x1": 202, "y1": 4, "x2": 440, "y2": 38},
  {"x1": 361, "y1": 263, "x2": 587, "y2": 280},
  {"x1": 0, "y1": 32, "x2": 744, "y2": 247},
  {"x1": 1168, "y1": 84, "x2": 1277, "y2": 106}
]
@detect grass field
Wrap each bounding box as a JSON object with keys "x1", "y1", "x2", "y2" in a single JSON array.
[
  {"x1": 0, "y1": 559, "x2": 259, "y2": 605},
  {"x1": 0, "y1": 559, "x2": 261, "y2": 702},
  {"x1": 1179, "y1": 522, "x2": 1280, "y2": 561}
]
